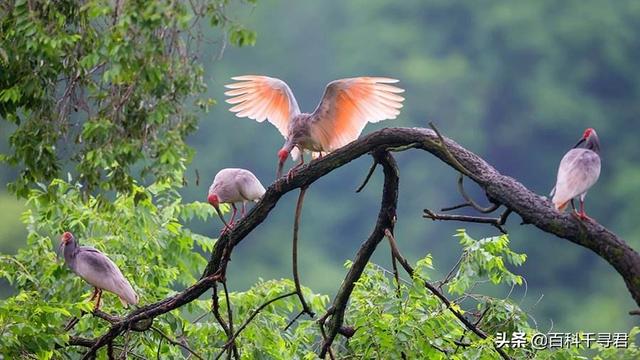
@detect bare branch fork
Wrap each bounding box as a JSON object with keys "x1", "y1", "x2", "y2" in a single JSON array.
[
  {"x1": 319, "y1": 150, "x2": 399, "y2": 358},
  {"x1": 76, "y1": 127, "x2": 640, "y2": 358}
]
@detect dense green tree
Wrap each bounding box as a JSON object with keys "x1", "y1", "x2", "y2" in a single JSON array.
[{"x1": 2, "y1": 0, "x2": 640, "y2": 358}]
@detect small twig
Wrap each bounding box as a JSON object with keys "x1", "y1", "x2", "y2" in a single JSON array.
[
  {"x1": 429, "y1": 122, "x2": 471, "y2": 177},
  {"x1": 64, "y1": 316, "x2": 80, "y2": 332},
  {"x1": 454, "y1": 306, "x2": 490, "y2": 354},
  {"x1": 455, "y1": 173, "x2": 500, "y2": 214},
  {"x1": 215, "y1": 292, "x2": 296, "y2": 360},
  {"x1": 438, "y1": 254, "x2": 465, "y2": 290},
  {"x1": 119, "y1": 331, "x2": 130, "y2": 360},
  {"x1": 192, "y1": 311, "x2": 210, "y2": 324},
  {"x1": 384, "y1": 229, "x2": 401, "y2": 296},
  {"x1": 292, "y1": 187, "x2": 314, "y2": 317},
  {"x1": 441, "y1": 202, "x2": 472, "y2": 212},
  {"x1": 156, "y1": 336, "x2": 163, "y2": 360},
  {"x1": 211, "y1": 284, "x2": 238, "y2": 358},
  {"x1": 355, "y1": 158, "x2": 377, "y2": 193},
  {"x1": 284, "y1": 310, "x2": 305, "y2": 331},
  {"x1": 423, "y1": 208, "x2": 511, "y2": 234},
  {"x1": 221, "y1": 280, "x2": 238, "y2": 359},
  {"x1": 152, "y1": 326, "x2": 204, "y2": 360},
  {"x1": 629, "y1": 309, "x2": 640, "y2": 316}
]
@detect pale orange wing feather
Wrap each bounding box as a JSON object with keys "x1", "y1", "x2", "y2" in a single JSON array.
[
  {"x1": 309, "y1": 77, "x2": 404, "y2": 151},
  {"x1": 225, "y1": 75, "x2": 300, "y2": 137}
]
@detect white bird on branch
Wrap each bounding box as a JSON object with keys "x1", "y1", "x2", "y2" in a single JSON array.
[{"x1": 551, "y1": 128, "x2": 601, "y2": 220}]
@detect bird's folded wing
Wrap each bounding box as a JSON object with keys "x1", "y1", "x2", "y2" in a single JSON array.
[
  {"x1": 552, "y1": 149, "x2": 601, "y2": 207},
  {"x1": 309, "y1": 77, "x2": 404, "y2": 151},
  {"x1": 75, "y1": 249, "x2": 138, "y2": 305},
  {"x1": 225, "y1": 75, "x2": 301, "y2": 138}
]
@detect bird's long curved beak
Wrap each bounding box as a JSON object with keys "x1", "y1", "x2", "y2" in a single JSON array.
[
  {"x1": 573, "y1": 138, "x2": 586, "y2": 148},
  {"x1": 277, "y1": 159, "x2": 285, "y2": 179},
  {"x1": 214, "y1": 206, "x2": 229, "y2": 228}
]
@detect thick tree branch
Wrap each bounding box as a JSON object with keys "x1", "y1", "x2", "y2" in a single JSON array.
[
  {"x1": 203, "y1": 127, "x2": 640, "y2": 306},
  {"x1": 80, "y1": 274, "x2": 221, "y2": 359},
  {"x1": 81, "y1": 126, "x2": 640, "y2": 358},
  {"x1": 319, "y1": 150, "x2": 399, "y2": 358}
]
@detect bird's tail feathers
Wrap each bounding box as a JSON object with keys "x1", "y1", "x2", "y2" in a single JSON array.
[{"x1": 118, "y1": 279, "x2": 139, "y2": 306}]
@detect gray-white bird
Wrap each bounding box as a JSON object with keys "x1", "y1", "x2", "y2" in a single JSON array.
[
  {"x1": 59, "y1": 232, "x2": 138, "y2": 310},
  {"x1": 551, "y1": 128, "x2": 601, "y2": 220},
  {"x1": 225, "y1": 76, "x2": 405, "y2": 178},
  {"x1": 207, "y1": 168, "x2": 266, "y2": 233}
]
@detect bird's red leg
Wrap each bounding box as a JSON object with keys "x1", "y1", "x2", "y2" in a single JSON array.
[
  {"x1": 93, "y1": 289, "x2": 102, "y2": 311},
  {"x1": 220, "y1": 204, "x2": 238, "y2": 236},
  {"x1": 230, "y1": 204, "x2": 238, "y2": 225},
  {"x1": 287, "y1": 154, "x2": 305, "y2": 182},
  {"x1": 89, "y1": 287, "x2": 99, "y2": 301},
  {"x1": 578, "y1": 199, "x2": 591, "y2": 221},
  {"x1": 241, "y1": 202, "x2": 246, "y2": 217}
]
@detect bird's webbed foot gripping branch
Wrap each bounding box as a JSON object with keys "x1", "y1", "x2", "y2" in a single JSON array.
[{"x1": 78, "y1": 127, "x2": 640, "y2": 359}]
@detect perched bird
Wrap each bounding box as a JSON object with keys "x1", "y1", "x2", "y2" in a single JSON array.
[
  {"x1": 551, "y1": 128, "x2": 601, "y2": 220},
  {"x1": 225, "y1": 75, "x2": 405, "y2": 178},
  {"x1": 208, "y1": 168, "x2": 266, "y2": 233},
  {"x1": 59, "y1": 232, "x2": 138, "y2": 310}
]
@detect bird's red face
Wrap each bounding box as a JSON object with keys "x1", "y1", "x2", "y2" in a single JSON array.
[
  {"x1": 277, "y1": 149, "x2": 289, "y2": 178},
  {"x1": 583, "y1": 128, "x2": 595, "y2": 139},
  {"x1": 60, "y1": 231, "x2": 74, "y2": 245},
  {"x1": 278, "y1": 149, "x2": 289, "y2": 163},
  {"x1": 208, "y1": 193, "x2": 220, "y2": 209}
]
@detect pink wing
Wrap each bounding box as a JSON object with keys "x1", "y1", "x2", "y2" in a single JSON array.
[
  {"x1": 225, "y1": 75, "x2": 301, "y2": 137},
  {"x1": 309, "y1": 77, "x2": 404, "y2": 151},
  {"x1": 552, "y1": 148, "x2": 601, "y2": 210}
]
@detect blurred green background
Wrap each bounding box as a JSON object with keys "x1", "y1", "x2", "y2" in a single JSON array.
[{"x1": 2, "y1": 0, "x2": 639, "y2": 333}]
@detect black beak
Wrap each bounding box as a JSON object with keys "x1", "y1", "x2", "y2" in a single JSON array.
[
  {"x1": 214, "y1": 205, "x2": 229, "y2": 228},
  {"x1": 276, "y1": 159, "x2": 285, "y2": 179},
  {"x1": 573, "y1": 138, "x2": 586, "y2": 148}
]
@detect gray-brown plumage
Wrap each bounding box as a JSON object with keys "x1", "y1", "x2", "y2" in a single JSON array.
[
  {"x1": 59, "y1": 232, "x2": 138, "y2": 310},
  {"x1": 551, "y1": 128, "x2": 601, "y2": 219}
]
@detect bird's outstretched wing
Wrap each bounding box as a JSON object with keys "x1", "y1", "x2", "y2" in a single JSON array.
[
  {"x1": 552, "y1": 148, "x2": 601, "y2": 210},
  {"x1": 309, "y1": 77, "x2": 404, "y2": 151},
  {"x1": 225, "y1": 75, "x2": 301, "y2": 138}
]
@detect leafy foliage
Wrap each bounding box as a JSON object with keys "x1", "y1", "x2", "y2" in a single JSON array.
[
  {"x1": 447, "y1": 230, "x2": 526, "y2": 295},
  {"x1": 0, "y1": 178, "x2": 637, "y2": 357},
  {"x1": 1, "y1": 0, "x2": 638, "y2": 358},
  {"x1": 0, "y1": 0, "x2": 257, "y2": 196}
]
